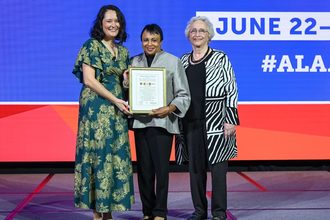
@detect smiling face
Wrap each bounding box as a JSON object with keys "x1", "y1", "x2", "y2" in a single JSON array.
[
  {"x1": 141, "y1": 30, "x2": 162, "y2": 56},
  {"x1": 188, "y1": 20, "x2": 209, "y2": 48},
  {"x1": 102, "y1": 10, "x2": 120, "y2": 40}
]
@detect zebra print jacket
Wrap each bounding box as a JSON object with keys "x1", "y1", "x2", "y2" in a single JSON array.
[{"x1": 175, "y1": 49, "x2": 240, "y2": 165}]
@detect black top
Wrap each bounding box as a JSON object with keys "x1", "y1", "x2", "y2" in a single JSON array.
[
  {"x1": 184, "y1": 50, "x2": 213, "y2": 120},
  {"x1": 146, "y1": 54, "x2": 154, "y2": 67}
]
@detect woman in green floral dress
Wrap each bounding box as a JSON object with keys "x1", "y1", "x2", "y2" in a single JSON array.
[{"x1": 72, "y1": 5, "x2": 134, "y2": 220}]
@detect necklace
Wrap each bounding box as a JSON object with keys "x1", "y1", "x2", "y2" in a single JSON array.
[
  {"x1": 190, "y1": 47, "x2": 210, "y2": 64},
  {"x1": 102, "y1": 40, "x2": 117, "y2": 60},
  {"x1": 110, "y1": 43, "x2": 117, "y2": 60}
]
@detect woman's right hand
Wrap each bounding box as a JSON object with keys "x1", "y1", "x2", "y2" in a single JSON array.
[{"x1": 114, "y1": 98, "x2": 132, "y2": 115}]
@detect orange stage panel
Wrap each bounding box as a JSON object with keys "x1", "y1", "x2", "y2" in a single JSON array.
[{"x1": 0, "y1": 104, "x2": 329, "y2": 162}]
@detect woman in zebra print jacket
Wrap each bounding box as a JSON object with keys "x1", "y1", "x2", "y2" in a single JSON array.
[{"x1": 176, "y1": 16, "x2": 240, "y2": 220}]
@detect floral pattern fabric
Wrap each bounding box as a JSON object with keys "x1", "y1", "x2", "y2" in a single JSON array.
[{"x1": 73, "y1": 38, "x2": 134, "y2": 212}]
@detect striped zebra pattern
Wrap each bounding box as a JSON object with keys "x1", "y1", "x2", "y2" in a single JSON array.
[
  {"x1": 175, "y1": 118, "x2": 188, "y2": 165},
  {"x1": 177, "y1": 49, "x2": 240, "y2": 164}
]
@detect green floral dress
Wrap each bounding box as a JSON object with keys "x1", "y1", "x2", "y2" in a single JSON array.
[{"x1": 72, "y1": 38, "x2": 134, "y2": 212}]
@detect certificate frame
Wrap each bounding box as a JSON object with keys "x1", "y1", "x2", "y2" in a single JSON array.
[{"x1": 129, "y1": 67, "x2": 166, "y2": 113}]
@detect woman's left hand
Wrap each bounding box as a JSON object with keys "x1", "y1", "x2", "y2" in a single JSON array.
[
  {"x1": 224, "y1": 123, "x2": 236, "y2": 139},
  {"x1": 123, "y1": 65, "x2": 136, "y2": 87},
  {"x1": 149, "y1": 106, "x2": 173, "y2": 118},
  {"x1": 123, "y1": 68, "x2": 130, "y2": 87}
]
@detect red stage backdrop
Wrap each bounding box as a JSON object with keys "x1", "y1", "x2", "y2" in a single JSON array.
[{"x1": 0, "y1": 104, "x2": 329, "y2": 162}]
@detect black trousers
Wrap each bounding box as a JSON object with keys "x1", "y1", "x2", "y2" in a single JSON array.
[
  {"x1": 183, "y1": 119, "x2": 228, "y2": 219},
  {"x1": 134, "y1": 127, "x2": 173, "y2": 218}
]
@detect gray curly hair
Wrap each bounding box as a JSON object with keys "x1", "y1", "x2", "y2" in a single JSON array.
[{"x1": 184, "y1": 16, "x2": 214, "y2": 43}]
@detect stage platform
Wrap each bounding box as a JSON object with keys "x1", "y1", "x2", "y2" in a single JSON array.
[{"x1": 1, "y1": 171, "x2": 330, "y2": 219}]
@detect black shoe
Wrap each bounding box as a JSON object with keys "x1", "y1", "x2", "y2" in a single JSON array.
[
  {"x1": 212, "y1": 217, "x2": 226, "y2": 220},
  {"x1": 154, "y1": 217, "x2": 166, "y2": 220},
  {"x1": 187, "y1": 214, "x2": 206, "y2": 220}
]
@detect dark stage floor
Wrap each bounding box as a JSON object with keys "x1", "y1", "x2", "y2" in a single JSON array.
[{"x1": 1, "y1": 171, "x2": 330, "y2": 219}]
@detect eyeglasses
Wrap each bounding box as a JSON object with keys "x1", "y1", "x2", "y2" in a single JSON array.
[{"x1": 189, "y1": 29, "x2": 208, "y2": 35}]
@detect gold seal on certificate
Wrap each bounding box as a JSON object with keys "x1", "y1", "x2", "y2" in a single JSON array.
[{"x1": 129, "y1": 67, "x2": 166, "y2": 113}]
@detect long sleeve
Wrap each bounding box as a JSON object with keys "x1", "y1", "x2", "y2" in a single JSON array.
[
  {"x1": 168, "y1": 57, "x2": 191, "y2": 118},
  {"x1": 222, "y1": 54, "x2": 240, "y2": 125}
]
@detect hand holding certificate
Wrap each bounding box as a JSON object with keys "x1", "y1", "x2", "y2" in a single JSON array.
[
  {"x1": 149, "y1": 104, "x2": 176, "y2": 118},
  {"x1": 129, "y1": 67, "x2": 166, "y2": 113}
]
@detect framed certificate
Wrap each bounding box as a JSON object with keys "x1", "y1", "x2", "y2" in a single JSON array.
[{"x1": 129, "y1": 67, "x2": 166, "y2": 113}]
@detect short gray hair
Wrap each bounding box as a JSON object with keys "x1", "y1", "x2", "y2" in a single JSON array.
[{"x1": 184, "y1": 16, "x2": 215, "y2": 43}]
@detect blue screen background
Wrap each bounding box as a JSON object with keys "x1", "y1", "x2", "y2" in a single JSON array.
[{"x1": 0, "y1": 0, "x2": 329, "y2": 102}]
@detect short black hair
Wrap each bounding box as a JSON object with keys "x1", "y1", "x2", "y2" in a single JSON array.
[
  {"x1": 140, "y1": 24, "x2": 163, "y2": 42},
  {"x1": 90, "y1": 5, "x2": 128, "y2": 44}
]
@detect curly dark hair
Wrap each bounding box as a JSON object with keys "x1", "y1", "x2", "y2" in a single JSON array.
[{"x1": 90, "y1": 5, "x2": 128, "y2": 44}]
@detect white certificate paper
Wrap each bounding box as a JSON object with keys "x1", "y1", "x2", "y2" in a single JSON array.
[{"x1": 129, "y1": 67, "x2": 166, "y2": 113}]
